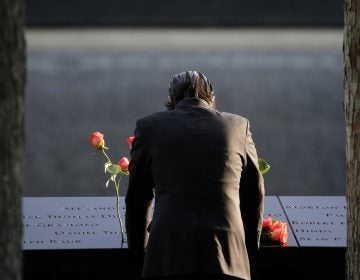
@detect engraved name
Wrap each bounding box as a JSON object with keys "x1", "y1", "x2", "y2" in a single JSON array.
[
  {"x1": 45, "y1": 215, "x2": 96, "y2": 219},
  {"x1": 325, "y1": 213, "x2": 346, "y2": 217},
  {"x1": 23, "y1": 215, "x2": 42, "y2": 219},
  {"x1": 50, "y1": 239, "x2": 82, "y2": 244},
  {"x1": 103, "y1": 230, "x2": 121, "y2": 235},
  {"x1": 23, "y1": 239, "x2": 82, "y2": 244},
  {"x1": 61, "y1": 206, "x2": 116, "y2": 211},
  {"x1": 285, "y1": 205, "x2": 346, "y2": 210},
  {"x1": 295, "y1": 229, "x2": 332, "y2": 233},
  {"x1": 292, "y1": 220, "x2": 345, "y2": 225},
  {"x1": 24, "y1": 223, "x2": 99, "y2": 228},
  {"x1": 264, "y1": 213, "x2": 283, "y2": 218},
  {"x1": 299, "y1": 237, "x2": 343, "y2": 241},
  {"x1": 54, "y1": 231, "x2": 98, "y2": 235}
]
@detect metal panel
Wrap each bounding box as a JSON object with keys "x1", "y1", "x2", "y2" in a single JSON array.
[
  {"x1": 263, "y1": 196, "x2": 298, "y2": 247},
  {"x1": 23, "y1": 196, "x2": 303, "y2": 250},
  {"x1": 279, "y1": 196, "x2": 346, "y2": 247},
  {"x1": 22, "y1": 197, "x2": 127, "y2": 249}
]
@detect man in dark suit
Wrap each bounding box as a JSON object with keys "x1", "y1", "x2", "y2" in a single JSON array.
[{"x1": 125, "y1": 71, "x2": 265, "y2": 280}]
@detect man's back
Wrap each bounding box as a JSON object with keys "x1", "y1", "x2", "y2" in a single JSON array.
[{"x1": 126, "y1": 98, "x2": 264, "y2": 280}]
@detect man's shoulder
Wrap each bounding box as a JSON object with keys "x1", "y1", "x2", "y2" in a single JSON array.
[
  {"x1": 136, "y1": 110, "x2": 249, "y2": 127},
  {"x1": 136, "y1": 111, "x2": 170, "y2": 126},
  {"x1": 218, "y1": 111, "x2": 249, "y2": 124}
]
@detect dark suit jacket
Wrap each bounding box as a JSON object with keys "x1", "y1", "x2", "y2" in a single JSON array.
[{"x1": 125, "y1": 98, "x2": 265, "y2": 280}]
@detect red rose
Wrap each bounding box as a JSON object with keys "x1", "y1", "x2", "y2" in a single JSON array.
[
  {"x1": 271, "y1": 222, "x2": 288, "y2": 244},
  {"x1": 126, "y1": 136, "x2": 135, "y2": 149},
  {"x1": 270, "y1": 220, "x2": 282, "y2": 231},
  {"x1": 262, "y1": 217, "x2": 273, "y2": 230},
  {"x1": 118, "y1": 157, "x2": 130, "y2": 171},
  {"x1": 89, "y1": 131, "x2": 105, "y2": 149}
]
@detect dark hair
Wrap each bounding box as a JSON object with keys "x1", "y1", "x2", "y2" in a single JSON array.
[{"x1": 166, "y1": 70, "x2": 215, "y2": 110}]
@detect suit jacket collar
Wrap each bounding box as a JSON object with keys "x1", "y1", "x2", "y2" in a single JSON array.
[{"x1": 175, "y1": 98, "x2": 213, "y2": 110}]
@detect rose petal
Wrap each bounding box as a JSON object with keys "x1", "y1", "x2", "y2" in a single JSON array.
[
  {"x1": 89, "y1": 131, "x2": 105, "y2": 148},
  {"x1": 118, "y1": 157, "x2": 130, "y2": 171}
]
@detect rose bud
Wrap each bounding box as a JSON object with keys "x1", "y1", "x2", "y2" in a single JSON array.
[
  {"x1": 89, "y1": 131, "x2": 105, "y2": 149},
  {"x1": 118, "y1": 157, "x2": 130, "y2": 171},
  {"x1": 262, "y1": 217, "x2": 273, "y2": 230},
  {"x1": 126, "y1": 136, "x2": 135, "y2": 149}
]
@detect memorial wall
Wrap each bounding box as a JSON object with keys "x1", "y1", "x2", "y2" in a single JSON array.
[
  {"x1": 23, "y1": 196, "x2": 346, "y2": 280},
  {"x1": 22, "y1": 196, "x2": 346, "y2": 249}
]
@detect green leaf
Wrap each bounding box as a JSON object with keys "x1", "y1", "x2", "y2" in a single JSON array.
[
  {"x1": 106, "y1": 164, "x2": 121, "y2": 175},
  {"x1": 258, "y1": 158, "x2": 271, "y2": 175}
]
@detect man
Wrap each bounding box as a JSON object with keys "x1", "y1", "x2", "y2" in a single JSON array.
[{"x1": 125, "y1": 71, "x2": 265, "y2": 280}]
